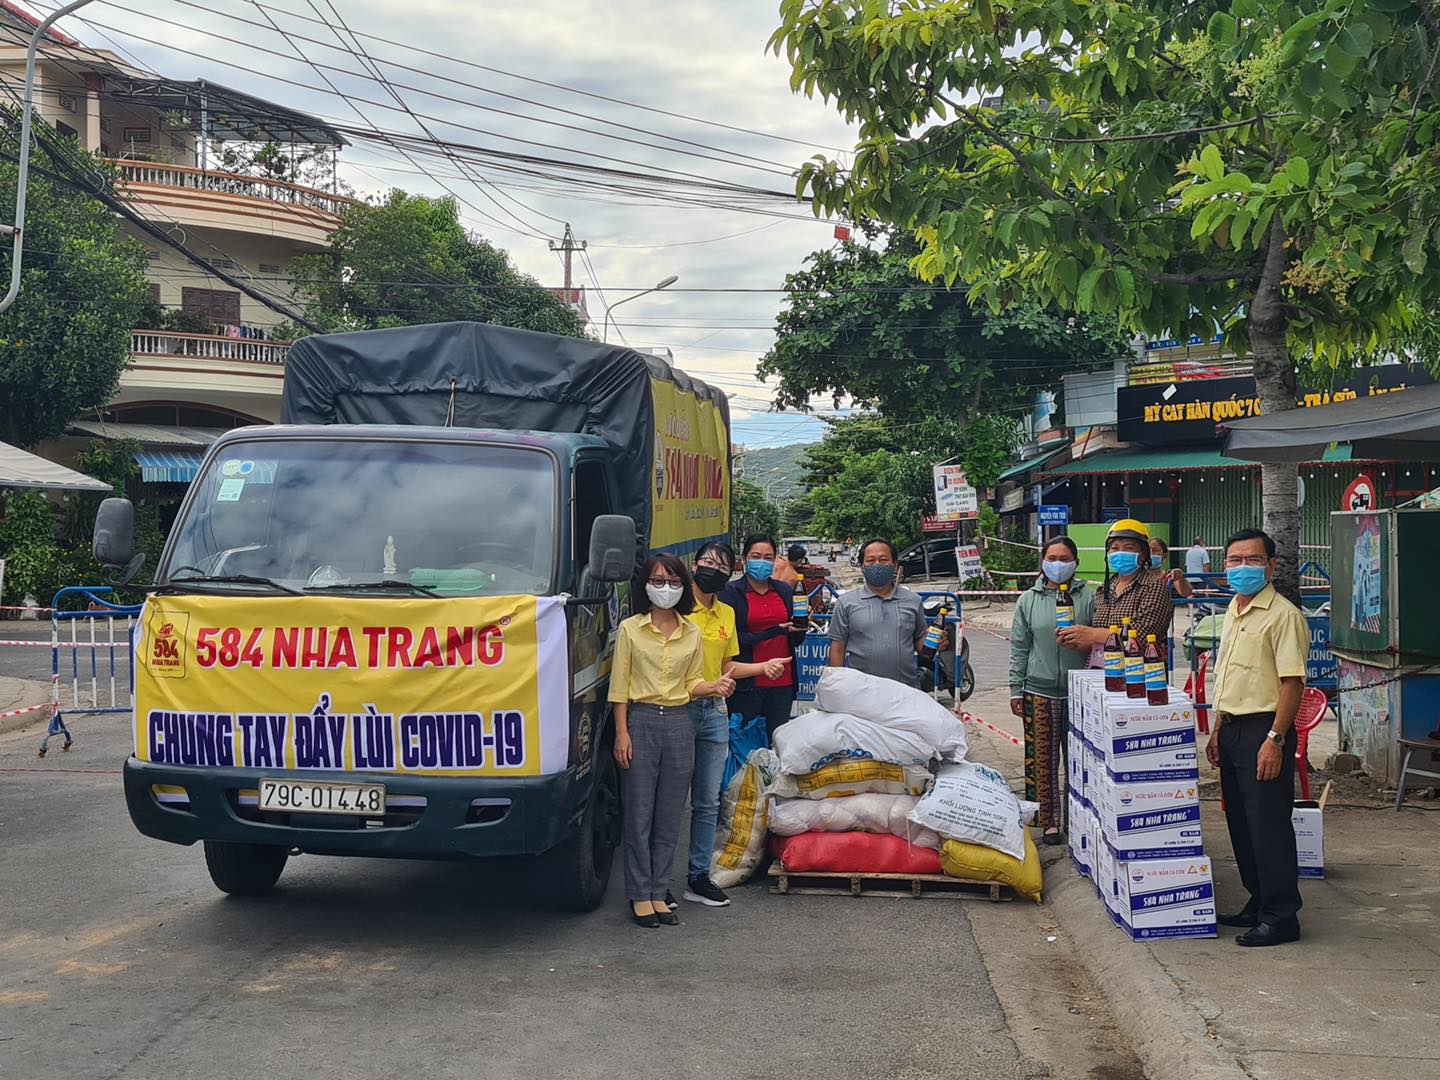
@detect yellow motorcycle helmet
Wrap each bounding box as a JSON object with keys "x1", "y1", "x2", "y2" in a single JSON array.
[{"x1": 1105, "y1": 518, "x2": 1151, "y2": 546}]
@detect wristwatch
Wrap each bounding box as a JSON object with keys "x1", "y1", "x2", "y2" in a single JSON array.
[{"x1": 1265, "y1": 730, "x2": 1284, "y2": 746}]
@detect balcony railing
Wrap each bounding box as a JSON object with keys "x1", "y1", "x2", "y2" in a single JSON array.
[
  {"x1": 132, "y1": 330, "x2": 291, "y2": 365},
  {"x1": 111, "y1": 160, "x2": 355, "y2": 218}
]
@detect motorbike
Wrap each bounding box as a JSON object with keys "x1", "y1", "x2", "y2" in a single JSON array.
[{"x1": 918, "y1": 595, "x2": 975, "y2": 702}]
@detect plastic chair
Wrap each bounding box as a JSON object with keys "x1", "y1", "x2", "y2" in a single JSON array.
[
  {"x1": 1184, "y1": 650, "x2": 1211, "y2": 734},
  {"x1": 1293, "y1": 687, "x2": 1329, "y2": 800}
]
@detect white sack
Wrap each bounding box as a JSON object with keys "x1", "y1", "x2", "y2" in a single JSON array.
[
  {"x1": 767, "y1": 793, "x2": 940, "y2": 849},
  {"x1": 814, "y1": 667, "x2": 967, "y2": 762},
  {"x1": 772, "y1": 710, "x2": 936, "y2": 774},
  {"x1": 907, "y1": 761, "x2": 1026, "y2": 860}
]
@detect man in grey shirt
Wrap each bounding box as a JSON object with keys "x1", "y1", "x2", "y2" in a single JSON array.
[{"x1": 828, "y1": 538, "x2": 929, "y2": 687}]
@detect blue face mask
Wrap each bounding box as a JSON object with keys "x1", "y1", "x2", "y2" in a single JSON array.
[
  {"x1": 862, "y1": 562, "x2": 898, "y2": 589},
  {"x1": 1041, "y1": 559, "x2": 1076, "y2": 584},
  {"x1": 1226, "y1": 565, "x2": 1268, "y2": 596},
  {"x1": 1106, "y1": 551, "x2": 1141, "y2": 576},
  {"x1": 1150, "y1": 554, "x2": 1163, "y2": 569},
  {"x1": 745, "y1": 558, "x2": 774, "y2": 582}
]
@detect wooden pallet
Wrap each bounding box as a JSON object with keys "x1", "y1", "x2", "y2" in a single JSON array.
[{"x1": 768, "y1": 863, "x2": 1010, "y2": 901}]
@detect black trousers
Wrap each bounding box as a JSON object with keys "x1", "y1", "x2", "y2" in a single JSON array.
[
  {"x1": 727, "y1": 684, "x2": 795, "y2": 744},
  {"x1": 1217, "y1": 712, "x2": 1303, "y2": 926}
]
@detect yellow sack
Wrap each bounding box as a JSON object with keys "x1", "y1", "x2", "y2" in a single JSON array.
[
  {"x1": 940, "y1": 831, "x2": 1043, "y2": 902},
  {"x1": 769, "y1": 759, "x2": 931, "y2": 800},
  {"x1": 711, "y1": 748, "x2": 780, "y2": 888}
]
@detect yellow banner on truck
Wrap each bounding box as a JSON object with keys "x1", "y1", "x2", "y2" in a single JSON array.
[
  {"x1": 134, "y1": 594, "x2": 571, "y2": 777},
  {"x1": 649, "y1": 374, "x2": 730, "y2": 553}
]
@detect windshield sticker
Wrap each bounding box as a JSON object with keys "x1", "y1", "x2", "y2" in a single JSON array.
[
  {"x1": 218, "y1": 459, "x2": 276, "y2": 485},
  {"x1": 216, "y1": 477, "x2": 245, "y2": 502}
]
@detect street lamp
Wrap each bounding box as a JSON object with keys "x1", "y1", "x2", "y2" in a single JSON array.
[{"x1": 602, "y1": 275, "x2": 678, "y2": 343}]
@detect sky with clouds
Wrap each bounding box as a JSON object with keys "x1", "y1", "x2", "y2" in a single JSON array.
[{"x1": 35, "y1": 0, "x2": 863, "y2": 446}]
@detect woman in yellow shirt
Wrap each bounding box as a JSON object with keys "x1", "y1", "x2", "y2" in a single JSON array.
[
  {"x1": 683, "y1": 541, "x2": 789, "y2": 908},
  {"x1": 609, "y1": 552, "x2": 712, "y2": 928}
]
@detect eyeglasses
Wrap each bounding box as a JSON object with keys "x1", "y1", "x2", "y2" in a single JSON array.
[
  {"x1": 1223, "y1": 556, "x2": 1269, "y2": 568},
  {"x1": 647, "y1": 576, "x2": 682, "y2": 588},
  {"x1": 696, "y1": 557, "x2": 730, "y2": 570}
]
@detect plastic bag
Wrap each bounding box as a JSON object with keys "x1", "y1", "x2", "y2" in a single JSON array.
[
  {"x1": 770, "y1": 831, "x2": 943, "y2": 875},
  {"x1": 940, "y1": 833, "x2": 1043, "y2": 902},
  {"x1": 814, "y1": 667, "x2": 967, "y2": 762},
  {"x1": 721, "y1": 712, "x2": 768, "y2": 797},
  {"x1": 768, "y1": 793, "x2": 940, "y2": 849},
  {"x1": 711, "y1": 748, "x2": 780, "y2": 888},
  {"x1": 769, "y1": 760, "x2": 932, "y2": 800},
  {"x1": 907, "y1": 761, "x2": 1026, "y2": 860},
  {"x1": 772, "y1": 710, "x2": 936, "y2": 774}
]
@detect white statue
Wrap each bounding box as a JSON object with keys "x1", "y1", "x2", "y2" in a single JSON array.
[{"x1": 383, "y1": 535, "x2": 397, "y2": 577}]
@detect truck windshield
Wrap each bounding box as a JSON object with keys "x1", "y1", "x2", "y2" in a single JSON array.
[{"x1": 161, "y1": 439, "x2": 557, "y2": 596}]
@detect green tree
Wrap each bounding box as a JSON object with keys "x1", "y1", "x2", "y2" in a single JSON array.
[
  {"x1": 781, "y1": 493, "x2": 817, "y2": 535},
  {"x1": 731, "y1": 478, "x2": 782, "y2": 547},
  {"x1": 772, "y1": 0, "x2": 1440, "y2": 599},
  {"x1": 760, "y1": 234, "x2": 1129, "y2": 421},
  {"x1": 0, "y1": 140, "x2": 151, "y2": 447},
  {"x1": 285, "y1": 190, "x2": 587, "y2": 337},
  {"x1": 809, "y1": 448, "x2": 932, "y2": 551},
  {"x1": 800, "y1": 413, "x2": 1020, "y2": 499}
]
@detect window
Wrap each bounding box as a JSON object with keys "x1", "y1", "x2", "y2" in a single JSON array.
[
  {"x1": 149, "y1": 283, "x2": 160, "y2": 304},
  {"x1": 181, "y1": 287, "x2": 240, "y2": 326},
  {"x1": 55, "y1": 121, "x2": 77, "y2": 141},
  {"x1": 258, "y1": 262, "x2": 283, "y2": 276},
  {"x1": 573, "y1": 460, "x2": 612, "y2": 577}
]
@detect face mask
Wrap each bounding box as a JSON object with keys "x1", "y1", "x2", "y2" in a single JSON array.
[
  {"x1": 1041, "y1": 559, "x2": 1076, "y2": 584},
  {"x1": 693, "y1": 565, "x2": 729, "y2": 594},
  {"x1": 645, "y1": 583, "x2": 684, "y2": 609},
  {"x1": 745, "y1": 559, "x2": 773, "y2": 582},
  {"x1": 863, "y1": 563, "x2": 898, "y2": 589},
  {"x1": 1150, "y1": 554, "x2": 1163, "y2": 569},
  {"x1": 1226, "y1": 565, "x2": 1268, "y2": 596},
  {"x1": 1106, "y1": 551, "x2": 1141, "y2": 576}
]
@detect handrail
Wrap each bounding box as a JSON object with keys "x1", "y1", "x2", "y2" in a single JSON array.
[
  {"x1": 131, "y1": 329, "x2": 291, "y2": 365},
  {"x1": 109, "y1": 158, "x2": 356, "y2": 217}
]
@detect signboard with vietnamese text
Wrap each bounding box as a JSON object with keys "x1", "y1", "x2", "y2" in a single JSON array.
[
  {"x1": 955, "y1": 544, "x2": 983, "y2": 580},
  {"x1": 921, "y1": 515, "x2": 954, "y2": 533},
  {"x1": 933, "y1": 465, "x2": 978, "y2": 522},
  {"x1": 1038, "y1": 504, "x2": 1070, "y2": 526},
  {"x1": 1116, "y1": 365, "x2": 1433, "y2": 446}
]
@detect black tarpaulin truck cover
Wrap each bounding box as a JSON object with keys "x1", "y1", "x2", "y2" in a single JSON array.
[{"x1": 280, "y1": 322, "x2": 732, "y2": 554}]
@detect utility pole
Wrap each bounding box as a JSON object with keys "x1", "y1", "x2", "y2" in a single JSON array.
[{"x1": 548, "y1": 223, "x2": 585, "y2": 295}]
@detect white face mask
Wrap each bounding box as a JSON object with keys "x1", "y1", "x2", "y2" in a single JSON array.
[{"x1": 645, "y1": 583, "x2": 684, "y2": 610}]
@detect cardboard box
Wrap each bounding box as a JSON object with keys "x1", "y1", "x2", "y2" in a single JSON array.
[
  {"x1": 1292, "y1": 780, "x2": 1330, "y2": 879},
  {"x1": 1114, "y1": 855, "x2": 1218, "y2": 940},
  {"x1": 1069, "y1": 791, "x2": 1092, "y2": 877},
  {"x1": 1067, "y1": 728, "x2": 1086, "y2": 807},
  {"x1": 1102, "y1": 696, "x2": 1199, "y2": 783},
  {"x1": 1099, "y1": 778, "x2": 1205, "y2": 861},
  {"x1": 1097, "y1": 840, "x2": 1123, "y2": 927}
]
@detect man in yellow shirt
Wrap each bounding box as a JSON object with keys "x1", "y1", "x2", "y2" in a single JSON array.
[{"x1": 1206, "y1": 529, "x2": 1309, "y2": 947}]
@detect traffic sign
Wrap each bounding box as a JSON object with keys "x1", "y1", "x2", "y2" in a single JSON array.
[
  {"x1": 1341, "y1": 474, "x2": 1376, "y2": 511},
  {"x1": 1037, "y1": 504, "x2": 1070, "y2": 526}
]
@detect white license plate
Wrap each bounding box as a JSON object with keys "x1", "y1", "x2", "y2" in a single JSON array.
[{"x1": 258, "y1": 778, "x2": 386, "y2": 816}]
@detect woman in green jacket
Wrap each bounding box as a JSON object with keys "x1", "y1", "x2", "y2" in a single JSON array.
[{"x1": 1009, "y1": 536, "x2": 1095, "y2": 844}]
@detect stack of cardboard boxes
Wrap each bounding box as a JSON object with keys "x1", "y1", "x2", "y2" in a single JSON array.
[{"x1": 1067, "y1": 669, "x2": 1217, "y2": 941}]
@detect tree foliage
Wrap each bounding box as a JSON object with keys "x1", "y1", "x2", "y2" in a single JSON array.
[
  {"x1": 759, "y1": 234, "x2": 1129, "y2": 421},
  {"x1": 0, "y1": 142, "x2": 151, "y2": 447},
  {"x1": 800, "y1": 413, "x2": 1021, "y2": 495},
  {"x1": 285, "y1": 191, "x2": 588, "y2": 337},
  {"x1": 809, "y1": 448, "x2": 932, "y2": 550},
  {"x1": 731, "y1": 478, "x2": 782, "y2": 546},
  {"x1": 771, "y1": 0, "x2": 1440, "y2": 599}
]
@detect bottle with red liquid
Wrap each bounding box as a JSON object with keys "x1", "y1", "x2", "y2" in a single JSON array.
[
  {"x1": 1144, "y1": 633, "x2": 1168, "y2": 705},
  {"x1": 1124, "y1": 628, "x2": 1145, "y2": 698},
  {"x1": 1103, "y1": 624, "x2": 1124, "y2": 692}
]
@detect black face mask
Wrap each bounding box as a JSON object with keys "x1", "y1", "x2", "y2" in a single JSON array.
[{"x1": 693, "y1": 566, "x2": 729, "y2": 593}]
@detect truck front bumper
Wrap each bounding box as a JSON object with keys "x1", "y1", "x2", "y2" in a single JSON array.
[{"x1": 123, "y1": 757, "x2": 585, "y2": 859}]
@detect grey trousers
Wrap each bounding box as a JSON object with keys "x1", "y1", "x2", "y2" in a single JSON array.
[{"x1": 622, "y1": 702, "x2": 696, "y2": 902}]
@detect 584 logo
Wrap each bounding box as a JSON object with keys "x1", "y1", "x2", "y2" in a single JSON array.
[{"x1": 145, "y1": 610, "x2": 190, "y2": 678}]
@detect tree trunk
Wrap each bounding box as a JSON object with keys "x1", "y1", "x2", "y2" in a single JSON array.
[{"x1": 1248, "y1": 215, "x2": 1301, "y2": 605}]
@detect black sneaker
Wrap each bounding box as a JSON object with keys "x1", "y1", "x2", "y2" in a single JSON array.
[
  {"x1": 664, "y1": 891, "x2": 679, "y2": 911},
  {"x1": 683, "y1": 876, "x2": 731, "y2": 907}
]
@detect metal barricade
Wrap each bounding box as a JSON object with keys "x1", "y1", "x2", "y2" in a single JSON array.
[{"x1": 40, "y1": 586, "x2": 142, "y2": 757}]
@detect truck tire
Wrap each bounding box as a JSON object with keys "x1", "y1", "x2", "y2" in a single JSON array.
[
  {"x1": 203, "y1": 840, "x2": 288, "y2": 896},
  {"x1": 540, "y1": 750, "x2": 620, "y2": 912}
]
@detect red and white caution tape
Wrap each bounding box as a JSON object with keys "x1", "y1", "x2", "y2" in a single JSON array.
[
  {"x1": 0, "y1": 639, "x2": 115, "y2": 647},
  {"x1": 0, "y1": 701, "x2": 52, "y2": 720},
  {"x1": 968, "y1": 624, "x2": 1012, "y2": 643},
  {"x1": 956, "y1": 710, "x2": 1023, "y2": 747}
]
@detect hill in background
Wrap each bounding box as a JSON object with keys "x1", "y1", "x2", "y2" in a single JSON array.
[{"x1": 734, "y1": 442, "x2": 814, "y2": 502}]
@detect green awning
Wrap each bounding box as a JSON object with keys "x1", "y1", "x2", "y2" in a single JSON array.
[
  {"x1": 1042, "y1": 444, "x2": 1354, "y2": 475},
  {"x1": 997, "y1": 447, "x2": 1065, "y2": 482}
]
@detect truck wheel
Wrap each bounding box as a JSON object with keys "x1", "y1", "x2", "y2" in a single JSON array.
[
  {"x1": 540, "y1": 751, "x2": 620, "y2": 912},
  {"x1": 203, "y1": 840, "x2": 288, "y2": 896}
]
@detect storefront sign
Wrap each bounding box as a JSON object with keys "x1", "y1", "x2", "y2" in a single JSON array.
[
  {"x1": 933, "y1": 464, "x2": 978, "y2": 521},
  {"x1": 955, "y1": 544, "x2": 983, "y2": 580},
  {"x1": 921, "y1": 515, "x2": 953, "y2": 533},
  {"x1": 1038, "y1": 504, "x2": 1070, "y2": 526},
  {"x1": 999, "y1": 488, "x2": 1025, "y2": 512},
  {"x1": 1102, "y1": 506, "x2": 1130, "y2": 523},
  {"x1": 1116, "y1": 366, "x2": 1433, "y2": 446}
]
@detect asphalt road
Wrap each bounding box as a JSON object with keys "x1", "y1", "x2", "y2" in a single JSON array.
[{"x1": 2, "y1": 696, "x2": 1035, "y2": 1080}]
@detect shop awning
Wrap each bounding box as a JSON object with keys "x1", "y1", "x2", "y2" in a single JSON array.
[
  {"x1": 997, "y1": 447, "x2": 1065, "y2": 482},
  {"x1": 1042, "y1": 444, "x2": 1354, "y2": 475},
  {"x1": 135, "y1": 450, "x2": 203, "y2": 484},
  {"x1": 1221, "y1": 383, "x2": 1440, "y2": 463},
  {"x1": 0, "y1": 440, "x2": 112, "y2": 492}
]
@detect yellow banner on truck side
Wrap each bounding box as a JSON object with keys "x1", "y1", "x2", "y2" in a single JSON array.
[
  {"x1": 649, "y1": 375, "x2": 729, "y2": 552},
  {"x1": 134, "y1": 594, "x2": 571, "y2": 777}
]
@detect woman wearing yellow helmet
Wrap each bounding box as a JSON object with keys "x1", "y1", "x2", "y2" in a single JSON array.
[{"x1": 1055, "y1": 519, "x2": 1175, "y2": 662}]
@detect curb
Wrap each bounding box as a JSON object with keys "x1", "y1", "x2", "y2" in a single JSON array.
[{"x1": 1044, "y1": 870, "x2": 1250, "y2": 1080}]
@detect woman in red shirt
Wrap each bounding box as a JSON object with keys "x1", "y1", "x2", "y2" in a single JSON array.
[{"x1": 719, "y1": 534, "x2": 802, "y2": 742}]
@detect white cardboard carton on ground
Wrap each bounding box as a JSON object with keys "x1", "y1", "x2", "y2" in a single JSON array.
[
  {"x1": 1115, "y1": 855, "x2": 1218, "y2": 940},
  {"x1": 1068, "y1": 791, "x2": 1091, "y2": 877},
  {"x1": 1099, "y1": 778, "x2": 1204, "y2": 861},
  {"x1": 1292, "y1": 780, "x2": 1330, "y2": 879},
  {"x1": 1101, "y1": 695, "x2": 1199, "y2": 783},
  {"x1": 1097, "y1": 839, "x2": 1123, "y2": 927},
  {"x1": 1067, "y1": 728, "x2": 1086, "y2": 807},
  {"x1": 1068, "y1": 669, "x2": 1106, "y2": 747},
  {"x1": 1081, "y1": 679, "x2": 1131, "y2": 751}
]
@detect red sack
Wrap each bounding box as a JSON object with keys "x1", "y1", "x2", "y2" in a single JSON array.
[{"x1": 770, "y1": 831, "x2": 942, "y2": 875}]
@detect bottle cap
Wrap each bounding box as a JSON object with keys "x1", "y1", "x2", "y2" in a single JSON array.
[
  {"x1": 1109, "y1": 624, "x2": 1120, "y2": 633},
  {"x1": 1128, "y1": 628, "x2": 1137, "y2": 637},
  {"x1": 1146, "y1": 633, "x2": 1157, "y2": 642}
]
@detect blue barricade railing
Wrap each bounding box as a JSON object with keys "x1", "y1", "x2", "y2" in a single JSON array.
[{"x1": 41, "y1": 586, "x2": 143, "y2": 757}]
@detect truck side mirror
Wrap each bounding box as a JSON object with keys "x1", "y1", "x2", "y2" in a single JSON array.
[
  {"x1": 93, "y1": 498, "x2": 135, "y2": 568},
  {"x1": 589, "y1": 515, "x2": 636, "y2": 583}
]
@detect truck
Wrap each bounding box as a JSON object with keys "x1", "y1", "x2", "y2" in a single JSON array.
[{"x1": 96, "y1": 321, "x2": 731, "y2": 910}]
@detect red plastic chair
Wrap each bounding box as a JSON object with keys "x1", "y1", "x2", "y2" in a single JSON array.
[
  {"x1": 1185, "y1": 650, "x2": 1211, "y2": 734},
  {"x1": 1293, "y1": 687, "x2": 1329, "y2": 800}
]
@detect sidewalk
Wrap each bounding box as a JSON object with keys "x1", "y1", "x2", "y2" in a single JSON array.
[
  {"x1": 960, "y1": 670, "x2": 1440, "y2": 1080},
  {"x1": 0, "y1": 675, "x2": 51, "y2": 736}
]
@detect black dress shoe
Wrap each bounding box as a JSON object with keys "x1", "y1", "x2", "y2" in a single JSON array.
[
  {"x1": 1217, "y1": 909, "x2": 1260, "y2": 928},
  {"x1": 655, "y1": 909, "x2": 679, "y2": 926},
  {"x1": 631, "y1": 909, "x2": 660, "y2": 929},
  {"x1": 1236, "y1": 921, "x2": 1300, "y2": 947}
]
